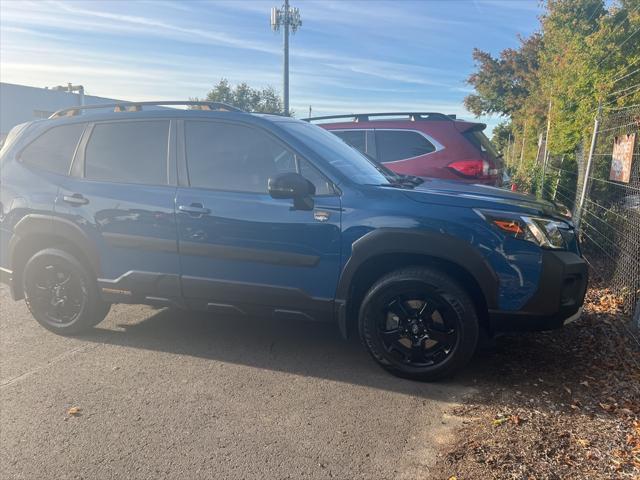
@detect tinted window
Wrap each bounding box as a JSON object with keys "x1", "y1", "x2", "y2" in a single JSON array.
[
  {"x1": 376, "y1": 130, "x2": 436, "y2": 163},
  {"x1": 280, "y1": 122, "x2": 390, "y2": 186},
  {"x1": 20, "y1": 123, "x2": 85, "y2": 174},
  {"x1": 334, "y1": 130, "x2": 366, "y2": 154},
  {"x1": 464, "y1": 130, "x2": 501, "y2": 164},
  {"x1": 85, "y1": 121, "x2": 169, "y2": 185},
  {"x1": 185, "y1": 121, "x2": 334, "y2": 195}
]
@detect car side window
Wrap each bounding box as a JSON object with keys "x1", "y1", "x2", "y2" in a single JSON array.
[
  {"x1": 376, "y1": 130, "x2": 436, "y2": 163},
  {"x1": 334, "y1": 130, "x2": 366, "y2": 154},
  {"x1": 20, "y1": 123, "x2": 85, "y2": 175},
  {"x1": 84, "y1": 120, "x2": 169, "y2": 185},
  {"x1": 185, "y1": 121, "x2": 335, "y2": 195}
]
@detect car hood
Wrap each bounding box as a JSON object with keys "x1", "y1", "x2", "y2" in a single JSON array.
[{"x1": 403, "y1": 178, "x2": 571, "y2": 220}]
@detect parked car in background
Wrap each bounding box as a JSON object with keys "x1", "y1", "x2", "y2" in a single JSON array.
[
  {"x1": 0, "y1": 102, "x2": 586, "y2": 381},
  {"x1": 310, "y1": 112, "x2": 504, "y2": 186}
]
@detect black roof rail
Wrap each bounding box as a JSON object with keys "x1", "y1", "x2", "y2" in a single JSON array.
[
  {"x1": 304, "y1": 112, "x2": 454, "y2": 123},
  {"x1": 48, "y1": 101, "x2": 243, "y2": 119}
]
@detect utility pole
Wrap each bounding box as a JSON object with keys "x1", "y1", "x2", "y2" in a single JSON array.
[{"x1": 271, "y1": 0, "x2": 301, "y2": 116}]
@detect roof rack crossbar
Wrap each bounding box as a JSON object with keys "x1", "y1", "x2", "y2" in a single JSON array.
[
  {"x1": 49, "y1": 101, "x2": 243, "y2": 119},
  {"x1": 304, "y1": 112, "x2": 454, "y2": 123}
]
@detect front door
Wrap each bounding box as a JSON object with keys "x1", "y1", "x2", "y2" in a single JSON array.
[{"x1": 175, "y1": 120, "x2": 341, "y2": 321}]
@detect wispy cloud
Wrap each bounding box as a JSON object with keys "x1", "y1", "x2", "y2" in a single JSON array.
[{"x1": 0, "y1": 0, "x2": 542, "y2": 133}]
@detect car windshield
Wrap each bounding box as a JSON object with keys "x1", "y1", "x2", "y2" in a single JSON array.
[{"x1": 281, "y1": 121, "x2": 391, "y2": 185}]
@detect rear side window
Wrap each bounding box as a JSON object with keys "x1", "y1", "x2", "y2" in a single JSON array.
[
  {"x1": 463, "y1": 130, "x2": 501, "y2": 163},
  {"x1": 20, "y1": 123, "x2": 85, "y2": 175},
  {"x1": 85, "y1": 121, "x2": 169, "y2": 185},
  {"x1": 185, "y1": 121, "x2": 334, "y2": 195},
  {"x1": 334, "y1": 130, "x2": 366, "y2": 153},
  {"x1": 376, "y1": 130, "x2": 436, "y2": 163}
]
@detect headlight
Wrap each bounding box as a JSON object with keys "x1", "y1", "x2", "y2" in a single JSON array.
[{"x1": 476, "y1": 209, "x2": 572, "y2": 249}]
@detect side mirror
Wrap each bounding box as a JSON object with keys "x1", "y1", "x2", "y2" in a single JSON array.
[{"x1": 268, "y1": 172, "x2": 315, "y2": 210}]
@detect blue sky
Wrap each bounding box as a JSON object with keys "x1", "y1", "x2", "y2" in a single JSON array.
[{"x1": 0, "y1": 0, "x2": 543, "y2": 132}]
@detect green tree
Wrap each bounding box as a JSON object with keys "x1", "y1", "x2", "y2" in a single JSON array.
[
  {"x1": 464, "y1": 0, "x2": 640, "y2": 194},
  {"x1": 196, "y1": 79, "x2": 286, "y2": 115}
]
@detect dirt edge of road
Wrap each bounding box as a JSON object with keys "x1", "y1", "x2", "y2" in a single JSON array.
[{"x1": 432, "y1": 287, "x2": 640, "y2": 480}]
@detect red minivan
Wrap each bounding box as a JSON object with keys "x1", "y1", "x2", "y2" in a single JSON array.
[{"x1": 309, "y1": 112, "x2": 503, "y2": 186}]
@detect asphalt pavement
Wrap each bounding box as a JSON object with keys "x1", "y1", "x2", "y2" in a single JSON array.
[{"x1": 0, "y1": 286, "x2": 473, "y2": 479}]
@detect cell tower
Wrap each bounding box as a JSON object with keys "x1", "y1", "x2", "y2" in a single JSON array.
[{"x1": 271, "y1": 0, "x2": 301, "y2": 116}]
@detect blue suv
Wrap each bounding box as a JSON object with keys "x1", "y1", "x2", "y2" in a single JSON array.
[{"x1": 0, "y1": 101, "x2": 587, "y2": 381}]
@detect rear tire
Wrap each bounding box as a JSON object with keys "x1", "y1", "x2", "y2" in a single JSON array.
[
  {"x1": 359, "y1": 267, "x2": 479, "y2": 381},
  {"x1": 22, "y1": 248, "x2": 110, "y2": 335}
]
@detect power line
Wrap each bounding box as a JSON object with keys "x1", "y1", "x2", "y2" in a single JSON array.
[
  {"x1": 589, "y1": 5, "x2": 640, "y2": 86},
  {"x1": 602, "y1": 83, "x2": 640, "y2": 107},
  {"x1": 607, "y1": 81, "x2": 640, "y2": 98},
  {"x1": 595, "y1": 15, "x2": 640, "y2": 68}
]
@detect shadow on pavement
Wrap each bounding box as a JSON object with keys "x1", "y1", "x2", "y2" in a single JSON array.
[{"x1": 79, "y1": 307, "x2": 474, "y2": 399}]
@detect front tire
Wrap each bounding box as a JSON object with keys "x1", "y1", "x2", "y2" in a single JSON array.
[
  {"x1": 359, "y1": 267, "x2": 479, "y2": 381},
  {"x1": 23, "y1": 248, "x2": 110, "y2": 335}
]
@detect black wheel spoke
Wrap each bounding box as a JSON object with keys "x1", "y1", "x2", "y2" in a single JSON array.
[
  {"x1": 381, "y1": 328, "x2": 402, "y2": 344},
  {"x1": 418, "y1": 301, "x2": 435, "y2": 318},
  {"x1": 410, "y1": 343, "x2": 427, "y2": 364},
  {"x1": 425, "y1": 325, "x2": 455, "y2": 344},
  {"x1": 388, "y1": 298, "x2": 410, "y2": 320},
  {"x1": 44, "y1": 265, "x2": 58, "y2": 287}
]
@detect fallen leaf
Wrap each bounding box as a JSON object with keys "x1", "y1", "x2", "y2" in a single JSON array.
[
  {"x1": 492, "y1": 416, "x2": 509, "y2": 427},
  {"x1": 599, "y1": 403, "x2": 614, "y2": 412},
  {"x1": 577, "y1": 439, "x2": 591, "y2": 448}
]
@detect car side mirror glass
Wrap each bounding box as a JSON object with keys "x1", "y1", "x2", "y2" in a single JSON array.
[{"x1": 268, "y1": 172, "x2": 315, "y2": 211}]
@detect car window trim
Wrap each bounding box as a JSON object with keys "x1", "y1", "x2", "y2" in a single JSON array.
[
  {"x1": 80, "y1": 118, "x2": 175, "y2": 187},
  {"x1": 179, "y1": 118, "x2": 339, "y2": 197},
  {"x1": 374, "y1": 128, "x2": 445, "y2": 164}
]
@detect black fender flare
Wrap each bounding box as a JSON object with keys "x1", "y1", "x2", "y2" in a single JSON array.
[
  {"x1": 9, "y1": 214, "x2": 101, "y2": 277},
  {"x1": 334, "y1": 228, "x2": 499, "y2": 337}
]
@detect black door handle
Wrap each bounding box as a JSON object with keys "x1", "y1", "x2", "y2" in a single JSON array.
[
  {"x1": 62, "y1": 193, "x2": 89, "y2": 206},
  {"x1": 178, "y1": 203, "x2": 211, "y2": 216}
]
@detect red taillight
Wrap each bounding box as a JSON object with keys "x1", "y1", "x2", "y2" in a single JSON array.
[{"x1": 447, "y1": 159, "x2": 491, "y2": 178}]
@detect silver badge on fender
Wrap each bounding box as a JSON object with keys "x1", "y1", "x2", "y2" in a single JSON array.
[{"x1": 314, "y1": 210, "x2": 330, "y2": 222}]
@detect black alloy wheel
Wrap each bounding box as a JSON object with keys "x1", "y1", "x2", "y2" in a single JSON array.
[
  {"x1": 380, "y1": 295, "x2": 458, "y2": 367},
  {"x1": 23, "y1": 248, "x2": 110, "y2": 335},
  {"x1": 359, "y1": 267, "x2": 479, "y2": 381}
]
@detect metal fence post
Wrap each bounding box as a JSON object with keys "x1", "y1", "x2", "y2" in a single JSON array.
[
  {"x1": 541, "y1": 99, "x2": 552, "y2": 196},
  {"x1": 576, "y1": 103, "x2": 602, "y2": 228}
]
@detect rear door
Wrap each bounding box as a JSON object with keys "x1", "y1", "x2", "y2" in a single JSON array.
[
  {"x1": 175, "y1": 119, "x2": 342, "y2": 321},
  {"x1": 55, "y1": 118, "x2": 181, "y2": 304}
]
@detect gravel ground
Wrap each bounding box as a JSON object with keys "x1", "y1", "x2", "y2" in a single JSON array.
[{"x1": 0, "y1": 286, "x2": 472, "y2": 480}]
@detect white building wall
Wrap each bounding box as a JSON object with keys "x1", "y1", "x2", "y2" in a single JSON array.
[{"x1": 0, "y1": 82, "x2": 121, "y2": 139}]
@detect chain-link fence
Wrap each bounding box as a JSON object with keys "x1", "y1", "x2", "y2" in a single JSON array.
[{"x1": 542, "y1": 104, "x2": 640, "y2": 320}]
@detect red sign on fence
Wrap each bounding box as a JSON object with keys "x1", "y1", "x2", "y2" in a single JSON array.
[{"x1": 610, "y1": 133, "x2": 636, "y2": 183}]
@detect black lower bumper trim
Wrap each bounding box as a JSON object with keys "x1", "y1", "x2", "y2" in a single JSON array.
[{"x1": 489, "y1": 250, "x2": 588, "y2": 333}]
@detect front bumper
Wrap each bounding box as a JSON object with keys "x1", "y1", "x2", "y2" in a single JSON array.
[{"x1": 489, "y1": 250, "x2": 588, "y2": 332}]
